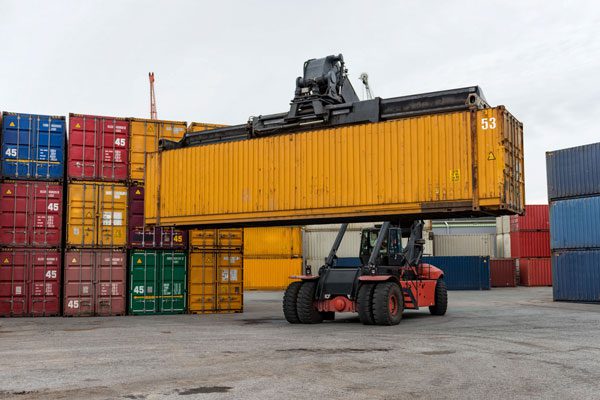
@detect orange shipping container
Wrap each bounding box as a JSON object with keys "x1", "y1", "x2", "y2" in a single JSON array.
[
  {"x1": 243, "y1": 258, "x2": 302, "y2": 290},
  {"x1": 243, "y1": 227, "x2": 302, "y2": 258},
  {"x1": 189, "y1": 228, "x2": 243, "y2": 250}
]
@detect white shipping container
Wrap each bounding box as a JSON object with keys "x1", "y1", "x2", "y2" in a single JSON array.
[
  {"x1": 433, "y1": 234, "x2": 496, "y2": 257},
  {"x1": 496, "y1": 216, "x2": 511, "y2": 234}
]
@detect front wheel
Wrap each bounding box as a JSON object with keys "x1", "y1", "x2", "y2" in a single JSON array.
[
  {"x1": 296, "y1": 281, "x2": 323, "y2": 324},
  {"x1": 372, "y1": 282, "x2": 403, "y2": 326},
  {"x1": 283, "y1": 281, "x2": 303, "y2": 323},
  {"x1": 429, "y1": 279, "x2": 448, "y2": 316}
]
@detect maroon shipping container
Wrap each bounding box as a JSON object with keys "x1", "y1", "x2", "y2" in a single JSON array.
[
  {"x1": 0, "y1": 181, "x2": 63, "y2": 247},
  {"x1": 519, "y1": 258, "x2": 552, "y2": 286},
  {"x1": 63, "y1": 249, "x2": 126, "y2": 316},
  {"x1": 510, "y1": 204, "x2": 549, "y2": 232},
  {"x1": 128, "y1": 185, "x2": 188, "y2": 248},
  {"x1": 67, "y1": 114, "x2": 129, "y2": 181},
  {"x1": 0, "y1": 249, "x2": 61, "y2": 317},
  {"x1": 490, "y1": 259, "x2": 516, "y2": 287},
  {"x1": 510, "y1": 231, "x2": 551, "y2": 258}
]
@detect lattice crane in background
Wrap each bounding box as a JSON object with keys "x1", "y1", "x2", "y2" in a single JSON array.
[
  {"x1": 149, "y1": 72, "x2": 157, "y2": 119},
  {"x1": 358, "y1": 72, "x2": 373, "y2": 100}
]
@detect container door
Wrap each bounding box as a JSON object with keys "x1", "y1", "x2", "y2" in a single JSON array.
[
  {"x1": 29, "y1": 250, "x2": 60, "y2": 316},
  {"x1": 97, "y1": 184, "x2": 127, "y2": 247},
  {"x1": 0, "y1": 182, "x2": 30, "y2": 246},
  {"x1": 1, "y1": 114, "x2": 33, "y2": 179},
  {"x1": 129, "y1": 251, "x2": 158, "y2": 314},
  {"x1": 188, "y1": 251, "x2": 217, "y2": 313},
  {"x1": 97, "y1": 118, "x2": 128, "y2": 181},
  {"x1": 217, "y1": 229, "x2": 243, "y2": 249},
  {"x1": 95, "y1": 250, "x2": 126, "y2": 316},
  {"x1": 63, "y1": 251, "x2": 94, "y2": 316},
  {"x1": 216, "y1": 250, "x2": 243, "y2": 312},
  {"x1": 33, "y1": 116, "x2": 65, "y2": 180},
  {"x1": 129, "y1": 120, "x2": 158, "y2": 183},
  {"x1": 30, "y1": 183, "x2": 63, "y2": 247},
  {"x1": 190, "y1": 229, "x2": 217, "y2": 250},
  {"x1": 67, "y1": 183, "x2": 98, "y2": 247},
  {"x1": 159, "y1": 251, "x2": 186, "y2": 313},
  {"x1": 68, "y1": 116, "x2": 99, "y2": 179},
  {"x1": 0, "y1": 250, "x2": 27, "y2": 316}
]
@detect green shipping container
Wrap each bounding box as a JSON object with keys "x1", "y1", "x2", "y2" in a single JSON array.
[{"x1": 129, "y1": 250, "x2": 187, "y2": 315}]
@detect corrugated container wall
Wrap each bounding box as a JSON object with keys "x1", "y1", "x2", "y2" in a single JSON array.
[
  {"x1": 129, "y1": 119, "x2": 186, "y2": 183},
  {"x1": 0, "y1": 249, "x2": 61, "y2": 317},
  {"x1": 1, "y1": 112, "x2": 65, "y2": 181},
  {"x1": 68, "y1": 114, "x2": 129, "y2": 181},
  {"x1": 0, "y1": 181, "x2": 63, "y2": 247},
  {"x1": 243, "y1": 258, "x2": 302, "y2": 290},
  {"x1": 128, "y1": 186, "x2": 188, "y2": 249},
  {"x1": 63, "y1": 250, "x2": 126, "y2": 316},
  {"x1": 495, "y1": 233, "x2": 511, "y2": 258},
  {"x1": 546, "y1": 142, "x2": 600, "y2": 201},
  {"x1": 496, "y1": 216, "x2": 510, "y2": 234},
  {"x1": 145, "y1": 107, "x2": 524, "y2": 227},
  {"x1": 303, "y1": 224, "x2": 375, "y2": 270},
  {"x1": 490, "y1": 258, "x2": 516, "y2": 287},
  {"x1": 66, "y1": 182, "x2": 128, "y2": 248},
  {"x1": 422, "y1": 256, "x2": 490, "y2": 290},
  {"x1": 518, "y1": 258, "x2": 552, "y2": 286},
  {"x1": 550, "y1": 196, "x2": 600, "y2": 250},
  {"x1": 128, "y1": 250, "x2": 187, "y2": 314},
  {"x1": 510, "y1": 205, "x2": 549, "y2": 231},
  {"x1": 510, "y1": 231, "x2": 551, "y2": 258},
  {"x1": 433, "y1": 234, "x2": 496, "y2": 256},
  {"x1": 243, "y1": 227, "x2": 302, "y2": 258},
  {"x1": 552, "y1": 250, "x2": 600, "y2": 302}
]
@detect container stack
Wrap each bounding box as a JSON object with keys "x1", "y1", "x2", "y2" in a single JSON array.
[
  {"x1": 188, "y1": 229, "x2": 243, "y2": 314},
  {"x1": 509, "y1": 205, "x2": 551, "y2": 286},
  {"x1": 547, "y1": 143, "x2": 600, "y2": 303},
  {"x1": 127, "y1": 118, "x2": 188, "y2": 315},
  {"x1": 64, "y1": 114, "x2": 129, "y2": 316},
  {"x1": 0, "y1": 112, "x2": 65, "y2": 317},
  {"x1": 243, "y1": 227, "x2": 302, "y2": 290}
]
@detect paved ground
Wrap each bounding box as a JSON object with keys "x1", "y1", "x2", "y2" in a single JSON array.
[{"x1": 0, "y1": 287, "x2": 599, "y2": 400}]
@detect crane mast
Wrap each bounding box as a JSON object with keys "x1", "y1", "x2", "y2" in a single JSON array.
[{"x1": 149, "y1": 72, "x2": 157, "y2": 119}]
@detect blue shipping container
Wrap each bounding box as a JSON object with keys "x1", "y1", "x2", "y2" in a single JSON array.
[
  {"x1": 333, "y1": 257, "x2": 490, "y2": 290},
  {"x1": 550, "y1": 196, "x2": 600, "y2": 250},
  {"x1": 422, "y1": 256, "x2": 490, "y2": 290},
  {"x1": 546, "y1": 142, "x2": 600, "y2": 201},
  {"x1": 1, "y1": 112, "x2": 65, "y2": 180},
  {"x1": 553, "y1": 250, "x2": 600, "y2": 302}
]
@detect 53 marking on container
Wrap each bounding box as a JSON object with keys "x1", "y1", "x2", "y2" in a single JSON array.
[{"x1": 481, "y1": 117, "x2": 496, "y2": 130}]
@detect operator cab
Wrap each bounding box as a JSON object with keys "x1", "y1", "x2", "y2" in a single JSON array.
[{"x1": 359, "y1": 226, "x2": 403, "y2": 266}]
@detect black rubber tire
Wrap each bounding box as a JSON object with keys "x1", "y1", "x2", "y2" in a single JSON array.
[
  {"x1": 296, "y1": 281, "x2": 323, "y2": 324},
  {"x1": 283, "y1": 281, "x2": 303, "y2": 324},
  {"x1": 357, "y1": 284, "x2": 376, "y2": 325},
  {"x1": 372, "y1": 282, "x2": 403, "y2": 326},
  {"x1": 429, "y1": 279, "x2": 448, "y2": 316}
]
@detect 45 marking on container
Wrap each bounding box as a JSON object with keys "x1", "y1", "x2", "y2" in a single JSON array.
[
  {"x1": 5, "y1": 148, "x2": 17, "y2": 158},
  {"x1": 45, "y1": 270, "x2": 57, "y2": 279},
  {"x1": 114, "y1": 138, "x2": 126, "y2": 146},
  {"x1": 67, "y1": 300, "x2": 80, "y2": 309},
  {"x1": 133, "y1": 285, "x2": 145, "y2": 294},
  {"x1": 48, "y1": 203, "x2": 59, "y2": 211},
  {"x1": 481, "y1": 117, "x2": 497, "y2": 130}
]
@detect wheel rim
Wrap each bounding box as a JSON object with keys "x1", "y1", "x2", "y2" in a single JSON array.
[{"x1": 388, "y1": 293, "x2": 398, "y2": 316}]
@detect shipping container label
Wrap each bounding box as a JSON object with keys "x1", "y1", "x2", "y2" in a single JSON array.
[
  {"x1": 230, "y1": 269, "x2": 238, "y2": 282},
  {"x1": 102, "y1": 212, "x2": 123, "y2": 226},
  {"x1": 15, "y1": 286, "x2": 22, "y2": 295},
  {"x1": 221, "y1": 270, "x2": 229, "y2": 281},
  {"x1": 106, "y1": 190, "x2": 127, "y2": 199}
]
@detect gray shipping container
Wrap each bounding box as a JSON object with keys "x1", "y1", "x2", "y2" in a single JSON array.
[{"x1": 433, "y1": 234, "x2": 496, "y2": 257}]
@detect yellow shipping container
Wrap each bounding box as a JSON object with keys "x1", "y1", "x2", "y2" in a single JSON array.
[
  {"x1": 243, "y1": 227, "x2": 302, "y2": 258},
  {"x1": 188, "y1": 249, "x2": 243, "y2": 314},
  {"x1": 243, "y1": 258, "x2": 303, "y2": 290},
  {"x1": 187, "y1": 122, "x2": 227, "y2": 133},
  {"x1": 129, "y1": 118, "x2": 187, "y2": 183},
  {"x1": 189, "y1": 228, "x2": 243, "y2": 250},
  {"x1": 67, "y1": 182, "x2": 128, "y2": 247},
  {"x1": 146, "y1": 107, "x2": 523, "y2": 226}
]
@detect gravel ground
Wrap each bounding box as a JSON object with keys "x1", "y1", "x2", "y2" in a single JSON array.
[{"x1": 0, "y1": 287, "x2": 599, "y2": 400}]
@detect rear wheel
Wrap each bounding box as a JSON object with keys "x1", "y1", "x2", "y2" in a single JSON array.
[
  {"x1": 372, "y1": 282, "x2": 403, "y2": 326},
  {"x1": 357, "y1": 283, "x2": 376, "y2": 325},
  {"x1": 429, "y1": 279, "x2": 448, "y2": 316},
  {"x1": 296, "y1": 281, "x2": 323, "y2": 324},
  {"x1": 283, "y1": 281, "x2": 303, "y2": 323}
]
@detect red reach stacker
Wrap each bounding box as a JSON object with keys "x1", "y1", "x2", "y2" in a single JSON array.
[{"x1": 283, "y1": 221, "x2": 447, "y2": 326}]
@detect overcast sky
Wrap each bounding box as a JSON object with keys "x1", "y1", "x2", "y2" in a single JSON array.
[{"x1": 1, "y1": 1, "x2": 599, "y2": 204}]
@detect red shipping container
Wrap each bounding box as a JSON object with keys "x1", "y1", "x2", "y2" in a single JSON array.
[
  {"x1": 128, "y1": 185, "x2": 188, "y2": 249},
  {"x1": 0, "y1": 181, "x2": 63, "y2": 247},
  {"x1": 519, "y1": 258, "x2": 552, "y2": 286},
  {"x1": 0, "y1": 249, "x2": 61, "y2": 317},
  {"x1": 490, "y1": 258, "x2": 516, "y2": 287},
  {"x1": 68, "y1": 114, "x2": 129, "y2": 181},
  {"x1": 63, "y1": 249, "x2": 126, "y2": 316},
  {"x1": 510, "y1": 231, "x2": 551, "y2": 258},
  {"x1": 510, "y1": 204, "x2": 549, "y2": 232}
]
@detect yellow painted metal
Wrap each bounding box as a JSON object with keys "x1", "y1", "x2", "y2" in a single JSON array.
[
  {"x1": 145, "y1": 107, "x2": 524, "y2": 226},
  {"x1": 243, "y1": 227, "x2": 302, "y2": 258},
  {"x1": 187, "y1": 122, "x2": 227, "y2": 133},
  {"x1": 243, "y1": 258, "x2": 303, "y2": 290},
  {"x1": 129, "y1": 118, "x2": 186, "y2": 183},
  {"x1": 188, "y1": 249, "x2": 243, "y2": 314},
  {"x1": 189, "y1": 228, "x2": 243, "y2": 250},
  {"x1": 67, "y1": 181, "x2": 128, "y2": 247}
]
